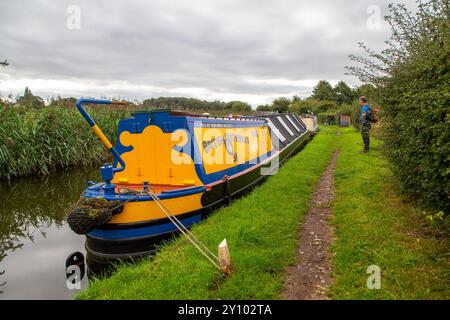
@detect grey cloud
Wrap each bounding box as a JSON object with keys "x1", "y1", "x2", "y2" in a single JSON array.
[{"x1": 0, "y1": 0, "x2": 401, "y2": 104}]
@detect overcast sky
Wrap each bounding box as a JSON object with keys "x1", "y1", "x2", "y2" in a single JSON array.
[{"x1": 0, "y1": 0, "x2": 405, "y2": 106}]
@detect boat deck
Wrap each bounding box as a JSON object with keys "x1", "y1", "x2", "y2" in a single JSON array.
[{"x1": 114, "y1": 183, "x2": 206, "y2": 196}]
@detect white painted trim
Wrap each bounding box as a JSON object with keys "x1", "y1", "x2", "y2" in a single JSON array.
[
  {"x1": 267, "y1": 119, "x2": 286, "y2": 142},
  {"x1": 287, "y1": 115, "x2": 301, "y2": 132},
  {"x1": 277, "y1": 116, "x2": 294, "y2": 136}
]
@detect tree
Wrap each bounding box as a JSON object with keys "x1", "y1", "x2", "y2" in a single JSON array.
[
  {"x1": 346, "y1": 0, "x2": 450, "y2": 214},
  {"x1": 334, "y1": 81, "x2": 354, "y2": 104},
  {"x1": 226, "y1": 101, "x2": 252, "y2": 112},
  {"x1": 290, "y1": 98, "x2": 338, "y2": 114},
  {"x1": 291, "y1": 95, "x2": 302, "y2": 103},
  {"x1": 256, "y1": 104, "x2": 271, "y2": 111},
  {"x1": 354, "y1": 84, "x2": 376, "y2": 100},
  {"x1": 311, "y1": 80, "x2": 335, "y2": 101},
  {"x1": 17, "y1": 87, "x2": 44, "y2": 108},
  {"x1": 289, "y1": 99, "x2": 309, "y2": 114},
  {"x1": 271, "y1": 97, "x2": 290, "y2": 113}
]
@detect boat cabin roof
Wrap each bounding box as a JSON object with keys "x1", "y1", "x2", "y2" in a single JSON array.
[{"x1": 131, "y1": 109, "x2": 265, "y2": 122}]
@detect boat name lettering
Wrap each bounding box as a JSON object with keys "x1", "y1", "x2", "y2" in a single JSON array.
[{"x1": 202, "y1": 134, "x2": 249, "y2": 156}]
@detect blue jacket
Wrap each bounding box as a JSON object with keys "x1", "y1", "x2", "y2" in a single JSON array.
[{"x1": 360, "y1": 104, "x2": 371, "y2": 125}]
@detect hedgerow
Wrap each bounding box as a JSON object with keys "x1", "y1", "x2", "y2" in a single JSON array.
[{"x1": 347, "y1": 0, "x2": 449, "y2": 214}]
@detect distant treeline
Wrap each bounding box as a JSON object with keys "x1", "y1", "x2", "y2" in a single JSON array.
[
  {"x1": 2, "y1": 78, "x2": 372, "y2": 117},
  {"x1": 142, "y1": 97, "x2": 253, "y2": 113},
  {"x1": 1, "y1": 91, "x2": 255, "y2": 114},
  {"x1": 256, "y1": 80, "x2": 374, "y2": 126},
  {"x1": 257, "y1": 80, "x2": 362, "y2": 112}
]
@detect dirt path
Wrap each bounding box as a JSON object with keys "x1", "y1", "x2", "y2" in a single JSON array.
[{"x1": 282, "y1": 150, "x2": 339, "y2": 300}]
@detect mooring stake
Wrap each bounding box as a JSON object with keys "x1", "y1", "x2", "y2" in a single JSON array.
[{"x1": 218, "y1": 238, "x2": 232, "y2": 274}]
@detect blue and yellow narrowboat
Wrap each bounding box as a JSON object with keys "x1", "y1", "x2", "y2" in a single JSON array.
[{"x1": 70, "y1": 98, "x2": 311, "y2": 261}]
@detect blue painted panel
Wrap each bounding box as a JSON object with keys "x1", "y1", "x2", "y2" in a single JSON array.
[
  {"x1": 88, "y1": 214, "x2": 202, "y2": 239},
  {"x1": 83, "y1": 186, "x2": 206, "y2": 202}
]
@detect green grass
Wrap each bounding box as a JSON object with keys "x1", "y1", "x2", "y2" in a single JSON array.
[
  {"x1": 330, "y1": 128, "x2": 450, "y2": 299},
  {"x1": 78, "y1": 126, "x2": 449, "y2": 300},
  {"x1": 78, "y1": 127, "x2": 338, "y2": 299}
]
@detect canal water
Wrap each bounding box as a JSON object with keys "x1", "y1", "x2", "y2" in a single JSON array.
[{"x1": 0, "y1": 166, "x2": 101, "y2": 299}]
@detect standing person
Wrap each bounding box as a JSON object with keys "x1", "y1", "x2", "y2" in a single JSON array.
[{"x1": 359, "y1": 96, "x2": 371, "y2": 153}]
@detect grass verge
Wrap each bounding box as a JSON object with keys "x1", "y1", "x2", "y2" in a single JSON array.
[
  {"x1": 79, "y1": 126, "x2": 448, "y2": 300},
  {"x1": 78, "y1": 127, "x2": 338, "y2": 299},
  {"x1": 331, "y1": 128, "x2": 449, "y2": 299}
]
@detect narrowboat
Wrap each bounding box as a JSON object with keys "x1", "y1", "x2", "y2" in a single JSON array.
[
  {"x1": 70, "y1": 98, "x2": 312, "y2": 261},
  {"x1": 300, "y1": 114, "x2": 319, "y2": 135}
]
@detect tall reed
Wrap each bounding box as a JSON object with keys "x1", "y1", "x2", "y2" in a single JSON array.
[{"x1": 0, "y1": 105, "x2": 129, "y2": 179}]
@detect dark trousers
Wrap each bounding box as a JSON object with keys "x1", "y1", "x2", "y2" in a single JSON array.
[{"x1": 361, "y1": 123, "x2": 371, "y2": 150}]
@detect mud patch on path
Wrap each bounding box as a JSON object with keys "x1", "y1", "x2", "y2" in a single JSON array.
[{"x1": 282, "y1": 150, "x2": 339, "y2": 300}]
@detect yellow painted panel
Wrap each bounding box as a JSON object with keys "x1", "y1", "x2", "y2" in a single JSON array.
[
  {"x1": 193, "y1": 126, "x2": 272, "y2": 175},
  {"x1": 112, "y1": 123, "x2": 272, "y2": 185},
  {"x1": 112, "y1": 126, "x2": 202, "y2": 186},
  {"x1": 109, "y1": 192, "x2": 203, "y2": 224}
]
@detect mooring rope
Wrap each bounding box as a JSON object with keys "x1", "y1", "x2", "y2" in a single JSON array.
[
  {"x1": 144, "y1": 189, "x2": 221, "y2": 270},
  {"x1": 115, "y1": 186, "x2": 220, "y2": 270},
  {"x1": 147, "y1": 191, "x2": 219, "y2": 259}
]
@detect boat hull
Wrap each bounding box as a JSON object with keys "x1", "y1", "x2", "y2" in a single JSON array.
[{"x1": 85, "y1": 130, "x2": 310, "y2": 261}]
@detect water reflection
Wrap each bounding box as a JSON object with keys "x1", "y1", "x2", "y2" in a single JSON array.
[{"x1": 0, "y1": 166, "x2": 99, "y2": 299}]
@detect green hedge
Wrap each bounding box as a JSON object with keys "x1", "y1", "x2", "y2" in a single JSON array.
[
  {"x1": 378, "y1": 20, "x2": 449, "y2": 212},
  {"x1": 380, "y1": 67, "x2": 449, "y2": 213},
  {"x1": 347, "y1": 1, "x2": 450, "y2": 214}
]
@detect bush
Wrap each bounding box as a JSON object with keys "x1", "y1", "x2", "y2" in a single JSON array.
[
  {"x1": 381, "y1": 74, "x2": 449, "y2": 213},
  {"x1": 289, "y1": 98, "x2": 339, "y2": 115},
  {"x1": 335, "y1": 104, "x2": 353, "y2": 117},
  {"x1": 317, "y1": 112, "x2": 337, "y2": 125},
  {"x1": 347, "y1": 0, "x2": 450, "y2": 213}
]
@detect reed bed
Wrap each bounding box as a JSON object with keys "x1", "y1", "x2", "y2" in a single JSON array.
[{"x1": 0, "y1": 105, "x2": 129, "y2": 179}]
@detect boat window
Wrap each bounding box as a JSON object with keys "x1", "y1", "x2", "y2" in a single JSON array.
[
  {"x1": 291, "y1": 114, "x2": 306, "y2": 130},
  {"x1": 277, "y1": 116, "x2": 295, "y2": 136},
  {"x1": 287, "y1": 115, "x2": 301, "y2": 132},
  {"x1": 267, "y1": 119, "x2": 286, "y2": 143}
]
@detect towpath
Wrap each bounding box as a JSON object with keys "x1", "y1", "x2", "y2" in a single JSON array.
[{"x1": 282, "y1": 150, "x2": 339, "y2": 299}]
